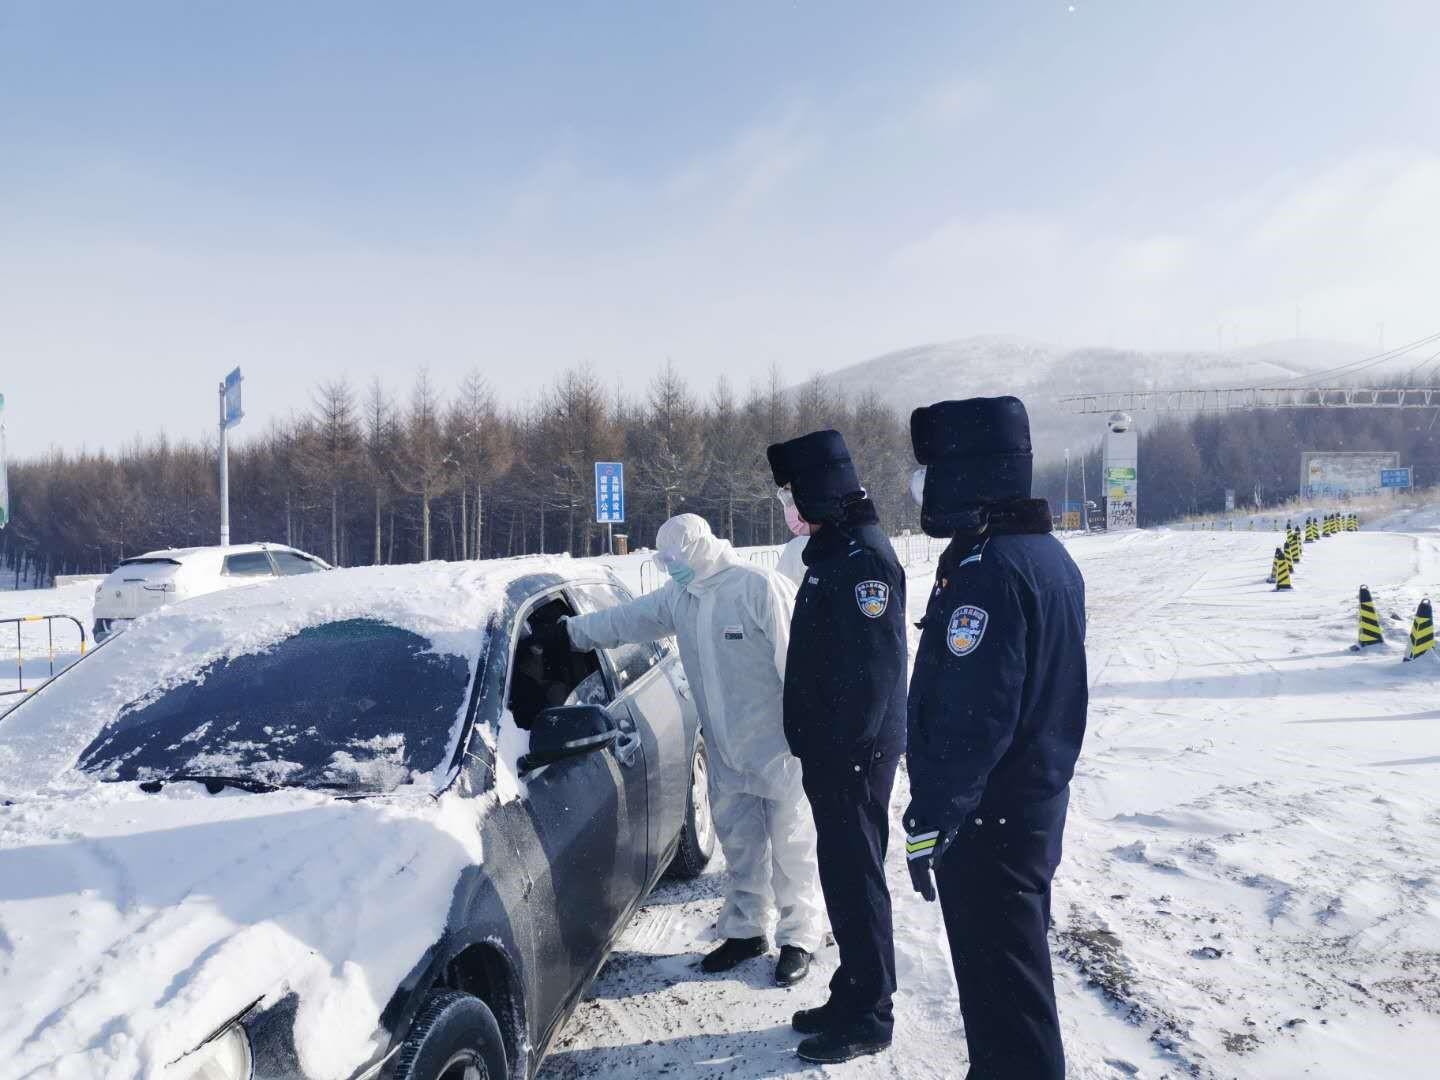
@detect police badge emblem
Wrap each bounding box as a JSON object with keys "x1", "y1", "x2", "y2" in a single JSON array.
[
  {"x1": 947, "y1": 605, "x2": 988, "y2": 656},
  {"x1": 855, "y1": 580, "x2": 890, "y2": 618}
]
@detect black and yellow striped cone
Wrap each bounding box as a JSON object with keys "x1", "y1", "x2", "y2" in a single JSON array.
[
  {"x1": 1404, "y1": 599, "x2": 1434, "y2": 662},
  {"x1": 1288, "y1": 529, "x2": 1302, "y2": 564},
  {"x1": 1349, "y1": 513, "x2": 1359, "y2": 532},
  {"x1": 1356, "y1": 586, "x2": 1384, "y2": 649},
  {"x1": 1274, "y1": 547, "x2": 1292, "y2": 591},
  {"x1": 1322, "y1": 514, "x2": 1331, "y2": 537},
  {"x1": 1306, "y1": 517, "x2": 1318, "y2": 543},
  {"x1": 1267, "y1": 549, "x2": 1279, "y2": 583}
]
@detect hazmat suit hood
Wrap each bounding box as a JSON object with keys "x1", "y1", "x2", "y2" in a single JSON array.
[{"x1": 655, "y1": 514, "x2": 746, "y2": 593}]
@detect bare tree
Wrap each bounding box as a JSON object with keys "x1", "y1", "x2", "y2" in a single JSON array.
[
  {"x1": 394, "y1": 370, "x2": 450, "y2": 561},
  {"x1": 310, "y1": 379, "x2": 360, "y2": 565}
]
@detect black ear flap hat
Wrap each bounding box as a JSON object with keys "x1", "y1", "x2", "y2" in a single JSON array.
[
  {"x1": 911, "y1": 397, "x2": 1033, "y2": 537},
  {"x1": 766, "y1": 429, "x2": 863, "y2": 523}
]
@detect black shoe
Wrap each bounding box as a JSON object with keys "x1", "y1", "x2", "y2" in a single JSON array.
[
  {"x1": 775, "y1": 946, "x2": 811, "y2": 987},
  {"x1": 700, "y1": 936, "x2": 767, "y2": 973},
  {"x1": 796, "y1": 1028, "x2": 892, "y2": 1064},
  {"x1": 791, "y1": 1003, "x2": 839, "y2": 1035}
]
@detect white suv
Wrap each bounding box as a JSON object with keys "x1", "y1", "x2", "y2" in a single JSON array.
[{"x1": 91, "y1": 543, "x2": 332, "y2": 643}]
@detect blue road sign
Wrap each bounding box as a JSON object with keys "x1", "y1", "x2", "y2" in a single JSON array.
[
  {"x1": 222, "y1": 368, "x2": 244, "y2": 429},
  {"x1": 1380, "y1": 467, "x2": 1412, "y2": 489},
  {"x1": 595, "y1": 462, "x2": 625, "y2": 524}
]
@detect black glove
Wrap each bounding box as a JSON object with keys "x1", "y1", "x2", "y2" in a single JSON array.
[
  {"x1": 529, "y1": 619, "x2": 573, "y2": 655},
  {"x1": 904, "y1": 810, "x2": 954, "y2": 903}
]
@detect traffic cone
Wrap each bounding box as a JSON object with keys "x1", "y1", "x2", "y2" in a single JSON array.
[
  {"x1": 1288, "y1": 529, "x2": 1302, "y2": 564},
  {"x1": 1267, "y1": 548, "x2": 1279, "y2": 583},
  {"x1": 1349, "y1": 513, "x2": 1359, "y2": 532},
  {"x1": 1355, "y1": 586, "x2": 1384, "y2": 649},
  {"x1": 1404, "y1": 599, "x2": 1434, "y2": 662},
  {"x1": 1274, "y1": 547, "x2": 1293, "y2": 591},
  {"x1": 1306, "y1": 517, "x2": 1319, "y2": 543}
]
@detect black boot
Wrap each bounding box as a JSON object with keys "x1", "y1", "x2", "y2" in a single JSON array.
[
  {"x1": 700, "y1": 936, "x2": 767, "y2": 973},
  {"x1": 796, "y1": 1026, "x2": 892, "y2": 1064},
  {"x1": 792, "y1": 1002, "x2": 839, "y2": 1035},
  {"x1": 775, "y1": 945, "x2": 811, "y2": 987}
]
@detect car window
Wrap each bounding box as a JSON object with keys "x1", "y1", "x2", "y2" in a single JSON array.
[
  {"x1": 572, "y1": 584, "x2": 659, "y2": 689},
  {"x1": 272, "y1": 550, "x2": 322, "y2": 576},
  {"x1": 507, "y1": 594, "x2": 612, "y2": 730},
  {"x1": 222, "y1": 551, "x2": 275, "y2": 577},
  {"x1": 75, "y1": 619, "x2": 471, "y2": 793}
]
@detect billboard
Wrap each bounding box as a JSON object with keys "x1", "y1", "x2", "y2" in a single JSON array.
[
  {"x1": 1380, "y1": 467, "x2": 1412, "y2": 490},
  {"x1": 1301, "y1": 451, "x2": 1400, "y2": 498},
  {"x1": 1102, "y1": 413, "x2": 1138, "y2": 531}
]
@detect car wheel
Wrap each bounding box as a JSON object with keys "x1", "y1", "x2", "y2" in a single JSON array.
[
  {"x1": 392, "y1": 991, "x2": 507, "y2": 1080},
  {"x1": 667, "y1": 734, "x2": 716, "y2": 879}
]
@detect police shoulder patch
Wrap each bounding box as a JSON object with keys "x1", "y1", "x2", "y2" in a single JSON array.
[
  {"x1": 946, "y1": 604, "x2": 988, "y2": 657},
  {"x1": 855, "y1": 580, "x2": 890, "y2": 618}
]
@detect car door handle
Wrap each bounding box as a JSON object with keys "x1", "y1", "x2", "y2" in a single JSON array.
[{"x1": 613, "y1": 731, "x2": 641, "y2": 767}]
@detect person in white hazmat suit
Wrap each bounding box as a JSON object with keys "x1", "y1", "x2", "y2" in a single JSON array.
[
  {"x1": 775, "y1": 534, "x2": 809, "y2": 587},
  {"x1": 552, "y1": 514, "x2": 824, "y2": 985}
]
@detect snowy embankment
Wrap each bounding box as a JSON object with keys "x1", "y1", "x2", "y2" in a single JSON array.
[{"x1": 547, "y1": 525, "x2": 1440, "y2": 1079}]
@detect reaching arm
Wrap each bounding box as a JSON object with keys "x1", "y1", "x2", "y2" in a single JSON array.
[{"x1": 564, "y1": 585, "x2": 678, "y2": 651}]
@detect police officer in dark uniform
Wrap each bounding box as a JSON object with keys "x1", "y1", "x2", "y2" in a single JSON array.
[
  {"x1": 904, "y1": 397, "x2": 1087, "y2": 1080},
  {"x1": 765, "y1": 430, "x2": 907, "y2": 1065}
]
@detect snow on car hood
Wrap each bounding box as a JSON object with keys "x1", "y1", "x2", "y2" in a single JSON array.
[
  {"x1": 0, "y1": 558, "x2": 576, "y2": 1079},
  {"x1": 0, "y1": 558, "x2": 572, "y2": 797},
  {"x1": 0, "y1": 783, "x2": 483, "y2": 1079}
]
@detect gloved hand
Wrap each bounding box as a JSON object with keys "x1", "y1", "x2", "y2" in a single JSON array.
[
  {"x1": 904, "y1": 811, "x2": 954, "y2": 903},
  {"x1": 529, "y1": 619, "x2": 574, "y2": 655}
]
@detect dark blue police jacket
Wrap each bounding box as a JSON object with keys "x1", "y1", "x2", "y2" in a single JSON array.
[
  {"x1": 784, "y1": 501, "x2": 908, "y2": 767},
  {"x1": 907, "y1": 502, "x2": 1087, "y2": 833}
]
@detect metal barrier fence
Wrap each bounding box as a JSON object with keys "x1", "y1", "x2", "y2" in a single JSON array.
[
  {"x1": 639, "y1": 560, "x2": 661, "y2": 594},
  {"x1": 1, "y1": 614, "x2": 88, "y2": 698},
  {"x1": 748, "y1": 550, "x2": 779, "y2": 569}
]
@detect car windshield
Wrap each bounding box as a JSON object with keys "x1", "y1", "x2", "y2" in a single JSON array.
[{"x1": 75, "y1": 618, "x2": 472, "y2": 793}]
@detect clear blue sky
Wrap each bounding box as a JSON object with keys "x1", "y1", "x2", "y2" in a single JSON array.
[{"x1": 3, "y1": 1, "x2": 1439, "y2": 455}]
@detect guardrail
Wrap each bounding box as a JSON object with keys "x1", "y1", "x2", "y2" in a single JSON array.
[{"x1": 1, "y1": 614, "x2": 88, "y2": 698}]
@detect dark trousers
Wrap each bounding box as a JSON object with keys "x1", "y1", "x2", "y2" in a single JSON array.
[
  {"x1": 800, "y1": 753, "x2": 900, "y2": 1034},
  {"x1": 936, "y1": 787, "x2": 1069, "y2": 1080}
]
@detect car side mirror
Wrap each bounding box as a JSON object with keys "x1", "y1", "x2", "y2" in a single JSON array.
[{"x1": 518, "y1": 705, "x2": 617, "y2": 774}]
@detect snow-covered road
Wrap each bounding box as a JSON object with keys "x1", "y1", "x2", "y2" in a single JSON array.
[
  {"x1": 550, "y1": 527, "x2": 1440, "y2": 1079},
  {"x1": 3, "y1": 527, "x2": 1436, "y2": 1078}
]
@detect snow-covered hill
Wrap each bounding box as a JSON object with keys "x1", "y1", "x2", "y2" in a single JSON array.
[{"x1": 804, "y1": 337, "x2": 1394, "y2": 462}]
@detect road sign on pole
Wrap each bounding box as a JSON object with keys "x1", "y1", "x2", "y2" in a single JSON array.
[
  {"x1": 219, "y1": 368, "x2": 244, "y2": 546},
  {"x1": 595, "y1": 463, "x2": 625, "y2": 523}
]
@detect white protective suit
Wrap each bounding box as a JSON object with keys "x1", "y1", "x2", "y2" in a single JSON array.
[
  {"x1": 564, "y1": 514, "x2": 824, "y2": 952},
  {"x1": 776, "y1": 535, "x2": 809, "y2": 587}
]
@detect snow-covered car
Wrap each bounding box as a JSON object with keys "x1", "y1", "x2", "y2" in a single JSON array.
[
  {"x1": 0, "y1": 558, "x2": 714, "y2": 1080},
  {"x1": 91, "y1": 543, "x2": 331, "y2": 643}
]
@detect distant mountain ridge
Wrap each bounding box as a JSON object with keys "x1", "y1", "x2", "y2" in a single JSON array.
[{"x1": 806, "y1": 336, "x2": 1396, "y2": 462}]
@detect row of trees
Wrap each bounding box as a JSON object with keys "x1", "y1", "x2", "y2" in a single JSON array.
[
  {"x1": 7, "y1": 366, "x2": 1438, "y2": 584},
  {"x1": 2, "y1": 365, "x2": 923, "y2": 579}
]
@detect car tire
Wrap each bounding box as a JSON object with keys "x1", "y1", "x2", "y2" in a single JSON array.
[
  {"x1": 667, "y1": 734, "x2": 716, "y2": 879},
  {"x1": 392, "y1": 991, "x2": 507, "y2": 1080}
]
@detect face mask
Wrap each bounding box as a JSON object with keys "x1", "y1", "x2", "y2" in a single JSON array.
[
  {"x1": 910, "y1": 466, "x2": 927, "y2": 508},
  {"x1": 784, "y1": 502, "x2": 814, "y2": 537},
  {"x1": 668, "y1": 563, "x2": 696, "y2": 588}
]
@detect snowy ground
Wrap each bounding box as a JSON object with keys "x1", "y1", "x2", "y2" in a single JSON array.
[
  {"x1": 550, "y1": 526, "x2": 1440, "y2": 1079},
  {"x1": 3, "y1": 526, "x2": 1438, "y2": 1078}
]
